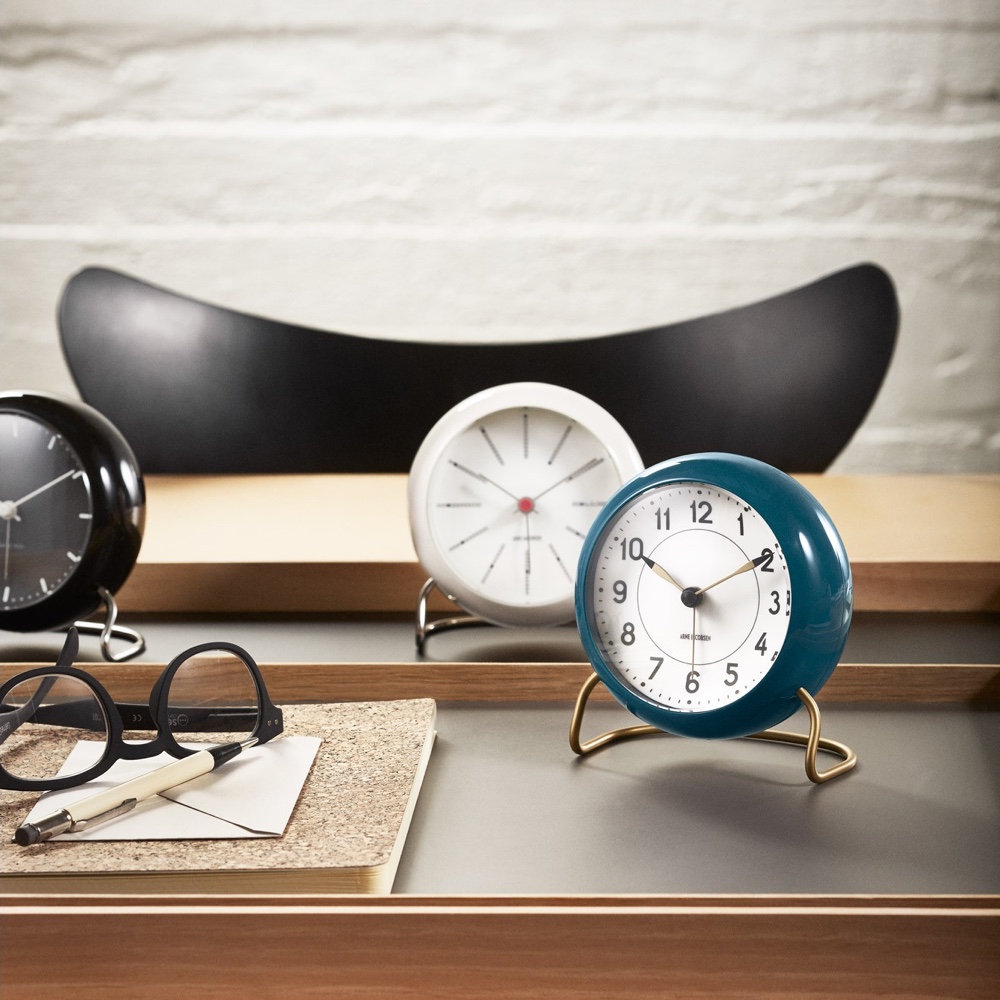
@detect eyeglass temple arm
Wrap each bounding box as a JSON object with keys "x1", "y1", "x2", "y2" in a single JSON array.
[
  {"x1": 1, "y1": 697, "x2": 262, "y2": 738},
  {"x1": 0, "y1": 632, "x2": 79, "y2": 745},
  {"x1": 57, "y1": 627, "x2": 81, "y2": 666}
]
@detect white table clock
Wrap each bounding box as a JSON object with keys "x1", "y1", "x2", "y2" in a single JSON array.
[{"x1": 408, "y1": 383, "x2": 643, "y2": 650}]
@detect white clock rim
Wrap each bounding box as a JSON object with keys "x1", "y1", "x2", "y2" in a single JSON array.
[{"x1": 407, "y1": 382, "x2": 644, "y2": 627}]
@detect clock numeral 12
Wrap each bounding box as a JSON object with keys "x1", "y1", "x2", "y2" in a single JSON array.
[{"x1": 690, "y1": 500, "x2": 712, "y2": 523}]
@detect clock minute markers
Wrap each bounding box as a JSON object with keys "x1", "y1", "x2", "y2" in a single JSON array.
[
  {"x1": 479, "y1": 426, "x2": 505, "y2": 465},
  {"x1": 448, "y1": 525, "x2": 489, "y2": 552},
  {"x1": 480, "y1": 543, "x2": 506, "y2": 584},
  {"x1": 548, "y1": 542, "x2": 572, "y2": 581},
  {"x1": 523, "y1": 510, "x2": 532, "y2": 595},
  {"x1": 547, "y1": 424, "x2": 573, "y2": 465}
]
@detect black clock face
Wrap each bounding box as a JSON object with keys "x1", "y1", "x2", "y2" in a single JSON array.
[{"x1": 0, "y1": 412, "x2": 93, "y2": 611}]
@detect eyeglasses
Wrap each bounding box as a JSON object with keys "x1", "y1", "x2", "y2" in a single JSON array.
[{"x1": 0, "y1": 627, "x2": 283, "y2": 792}]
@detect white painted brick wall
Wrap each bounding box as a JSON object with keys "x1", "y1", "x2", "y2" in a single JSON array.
[{"x1": 1, "y1": 0, "x2": 998, "y2": 472}]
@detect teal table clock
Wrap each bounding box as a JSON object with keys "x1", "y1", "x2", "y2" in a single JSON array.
[{"x1": 573, "y1": 452, "x2": 857, "y2": 783}]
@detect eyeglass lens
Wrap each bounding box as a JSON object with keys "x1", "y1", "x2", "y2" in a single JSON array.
[
  {"x1": 164, "y1": 648, "x2": 260, "y2": 745},
  {"x1": 1, "y1": 674, "x2": 109, "y2": 781},
  {"x1": 1, "y1": 648, "x2": 261, "y2": 784}
]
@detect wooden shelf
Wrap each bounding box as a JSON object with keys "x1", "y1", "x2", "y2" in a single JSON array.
[
  {"x1": 3, "y1": 674, "x2": 998, "y2": 997},
  {"x1": 3, "y1": 660, "x2": 999, "y2": 705},
  {"x1": 3, "y1": 893, "x2": 998, "y2": 999},
  {"x1": 117, "y1": 473, "x2": 1000, "y2": 614}
]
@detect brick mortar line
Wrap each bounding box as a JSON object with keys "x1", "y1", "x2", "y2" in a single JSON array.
[
  {"x1": 2, "y1": 121, "x2": 999, "y2": 141},
  {"x1": 1, "y1": 222, "x2": 997, "y2": 242}
]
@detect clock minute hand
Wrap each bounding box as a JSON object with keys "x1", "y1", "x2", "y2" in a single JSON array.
[
  {"x1": 696, "y1": 553, "x2": 770, "y2": 596},
  {"x1": 11, "y1": 469, "x2": 77, "y2": 508},
  {"x1": 531, "y1": 457, "x2": 604, "y2": 502}
]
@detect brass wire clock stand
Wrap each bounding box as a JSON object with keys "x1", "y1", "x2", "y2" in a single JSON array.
[{"x1": 569, "y1": 672, "x2": 857, "y2": 784}]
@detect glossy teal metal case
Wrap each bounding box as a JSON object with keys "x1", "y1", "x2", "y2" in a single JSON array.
[{"x1": 575, "y1": 453, "x2": 853, "y2": 740}]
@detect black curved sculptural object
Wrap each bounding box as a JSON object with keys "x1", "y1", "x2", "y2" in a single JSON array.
[{"x1": 58, "y1": 263, "x2": 897, "y2": 474}]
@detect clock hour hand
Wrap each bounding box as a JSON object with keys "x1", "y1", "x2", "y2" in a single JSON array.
[
  {"x1": 640, "y1": 554, "x2": 684, "y2": 592},
  {"x1": 448, "y1": 460, "x2": 519, "y2": 502},
  {"x1": 11, "y1": 469, "x2": 77, "y2": 509},
  {"x1": 695, "y1": 553, "x2": 770, "y2": 596}
]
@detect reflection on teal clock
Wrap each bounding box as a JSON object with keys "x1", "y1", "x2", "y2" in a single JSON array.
[{"x1": 575, "y1": 453, "x2": 852, "y2": 740}]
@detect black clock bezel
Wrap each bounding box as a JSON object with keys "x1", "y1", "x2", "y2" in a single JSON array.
[{"x1": 0, "y1": 391, "x2": 145, "y2": 632}]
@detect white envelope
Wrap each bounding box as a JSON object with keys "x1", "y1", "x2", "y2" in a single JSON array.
[{"x1": 22, "y1": 737, "x2": 321, "y2": 840}]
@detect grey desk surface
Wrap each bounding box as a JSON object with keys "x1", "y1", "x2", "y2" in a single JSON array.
[
  {"x1": 2, "y1": 613, "x2": 998, "y2": 897},
  {"x1": 3, "y1": 610, "x2": 999, "y2": 666}
]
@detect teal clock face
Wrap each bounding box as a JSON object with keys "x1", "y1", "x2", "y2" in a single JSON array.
[{"x1": 576, "y1": 453, "x2": 852, "y2": 739}]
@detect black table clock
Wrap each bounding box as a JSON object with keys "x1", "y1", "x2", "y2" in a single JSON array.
[
  {"x1": 0, "y1": 391, "x2": 146, "y2": 661},
  {"x1": 573, "y1": 452, "x2": 857, "y2": 783}
]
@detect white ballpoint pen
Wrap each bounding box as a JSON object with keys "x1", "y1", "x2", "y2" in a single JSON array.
[{"x1": 14, "y1": 737, "x2": 258, "y2": 846}]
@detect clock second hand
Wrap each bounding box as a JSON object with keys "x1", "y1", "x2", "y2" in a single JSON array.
[
  {"x1": 688, "y1": 604, "x2": 698, "y2": 690},
  {"x1": 2, "y1": 517, "x2": 10, "y2": 582}
]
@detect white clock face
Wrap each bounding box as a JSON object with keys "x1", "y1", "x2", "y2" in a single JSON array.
[
  {"x1": 584, "y1": 481, "x2": 792, "y2": 712},
  {"x1": 427, "y1": 405, "x2": 625, "y2": 614}
]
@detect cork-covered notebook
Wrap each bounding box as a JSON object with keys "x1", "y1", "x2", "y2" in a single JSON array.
[{"x1": 1, "y1": 699, "x2": 436, "y2": 894}]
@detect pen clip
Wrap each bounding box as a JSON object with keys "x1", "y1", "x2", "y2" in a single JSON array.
[{"x1": 70, "y1": 798, "x2": 138, "y2": 833}]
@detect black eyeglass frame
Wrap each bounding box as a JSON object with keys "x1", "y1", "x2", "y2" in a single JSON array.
[{"x1": 0, "y1": 629, "x2": 283, "y2": 792}]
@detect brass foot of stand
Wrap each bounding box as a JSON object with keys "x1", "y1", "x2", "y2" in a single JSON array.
[
  {"x1": 415, "y1": 578, "x2": 487, "y2": 655},
  {"x1": 569, "y1": 671, "x2": 857, "y2": 784},
  {"x1": 71, "y1": 586, "x2": 146, "y2": 662}
]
